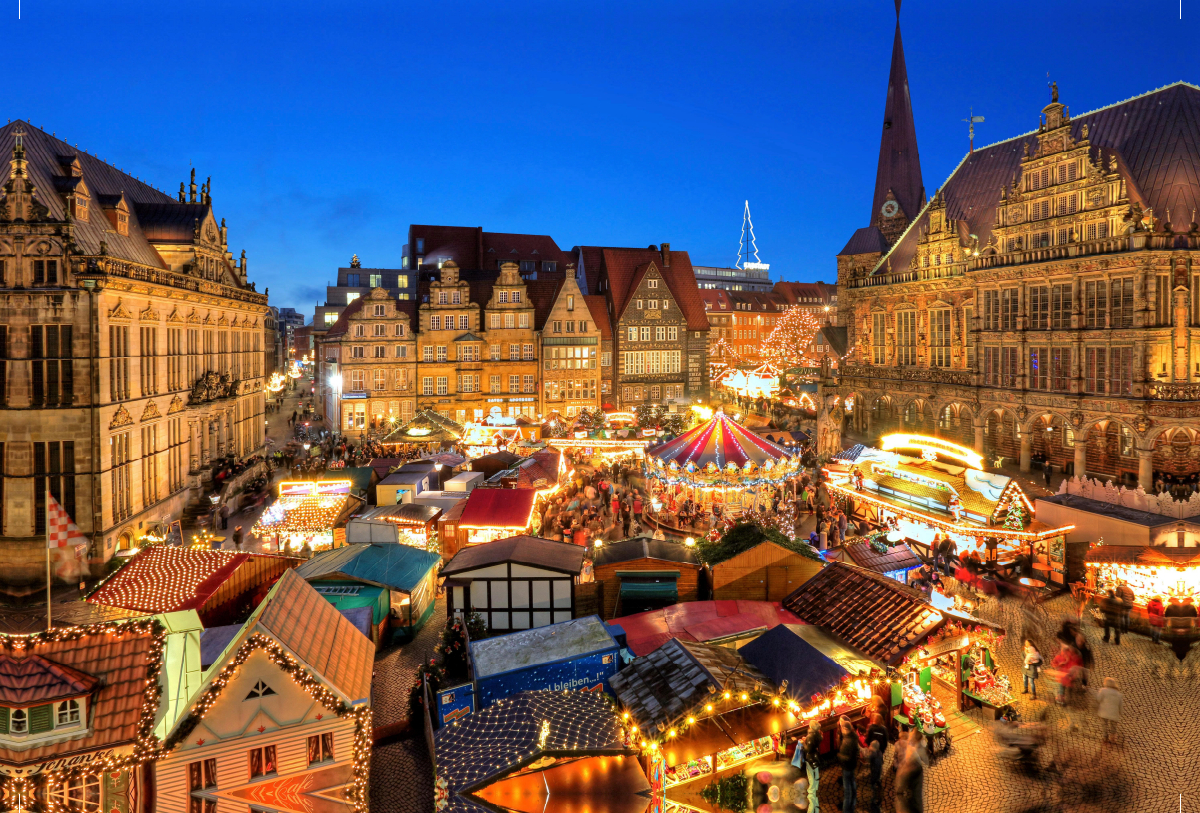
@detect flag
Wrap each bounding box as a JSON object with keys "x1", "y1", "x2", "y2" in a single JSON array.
[{"x1": 47, "y1": 494, "x2": 88, "y2": 550}]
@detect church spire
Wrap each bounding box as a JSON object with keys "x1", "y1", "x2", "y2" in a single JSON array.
[{"x1": 870, "y1": 0, "x2": 924, "y2": 245}]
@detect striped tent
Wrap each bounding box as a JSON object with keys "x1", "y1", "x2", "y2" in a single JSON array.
[{"x1": 645, "y1": 410, "x2": 796, "y2": 483}]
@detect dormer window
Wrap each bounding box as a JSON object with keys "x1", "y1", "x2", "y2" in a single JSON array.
[
  {"x1": 116, "y1": 211, "x2": 128, "y2": 236},
  {"x1": 245, "y1": 680, "x2": 276, "y2": 699},
  {"x1": 373, "y1": 304, "x2": 386, "y2": 317},
  {"x1": 72, "y1": 195, "x2": 89, "y2": 223},
  {"x1": 56, "y1": 698, "x2": 80, "y2": 726}
]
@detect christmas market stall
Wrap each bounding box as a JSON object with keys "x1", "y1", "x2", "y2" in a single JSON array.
[
  {"x1": 444, "y1": 488, "x2": 540, "y2": 558},
  {"x1": 357, "y1": 503, "x2": 443, "y2": 550},
  {"x1": 381, "y1": 408, "x2": 464, "y2": 451},
  {"x1": 826, "y1": 434, "x2": 1073, "y2": 586},
  {"x1": 432, "y1": 690, "x2": 642, "y2": 813},
  {"x1": 252, "y1": 479, "x2": 362, "y2": 553},
  {"x1": 591, "y1": 537, "x2": 704, "y2": 619},
  {"x1": 610, "y1": 638, "x2": 804, "y2": 789},
  {"x1": 643, "y1": 410, "x2": 801, "y2": 520},
  {"x1": 294, "y1": 539, "x2": 442, "y2": 643},
  {"x1": 609, "y1": 600, "x2": 804, "y2": 656},
  {"x1": 1083, "y1": 542, "x2": 1200, "y2": 641},
  {"x1": 707, "y1": 539, "x2": 824, "y2": 601},
  {"x1": 827, "y1": 535, "x2": 924, "y2": 585},
  {"x1": 86, "y1": 546, "x2": 301, "y2": 627}
]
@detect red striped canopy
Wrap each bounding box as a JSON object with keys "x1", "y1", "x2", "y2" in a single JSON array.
[{"x1": 647, "y1": 410, "x2": 794, "y2": 472}]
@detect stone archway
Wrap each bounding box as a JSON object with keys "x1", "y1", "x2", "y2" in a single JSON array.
[
  {"x1": 871, "y1": 395, "x2": 898, "y2": 436},
  {"x1": 1152, "y1": 426, "x2": 1200, "y2": 487},
  {"x1": 901, "y1": 399, "x2": 936, "y2": 435},
  {"x1": 117, "y1": 531, "x2": 134, "y2": 551},
  {"x1": 1027, "y1": 413, "x2": 1075, "y2": 475},
  {"x1": 936, "y1": 403, "x2": 974, "y2": 448},
  {"x1": 1084, "y1": 419, "x2": 1137, "y2": 484},
  {"x1": 983, "y1": 407, "x2": 1021, "y2": 464}
]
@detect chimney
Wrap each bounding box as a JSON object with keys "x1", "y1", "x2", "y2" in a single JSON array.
[{"x1": 660, "y1": 242, "x2": 671, "y2": 267}]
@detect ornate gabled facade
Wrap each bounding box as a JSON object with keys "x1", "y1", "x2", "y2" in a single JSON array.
[
  {"x1": 833, "y1": 81, "x2": 1200, "y2": 491},
  {"x1": 0, "y1": 122, "x2": 271, "y2": 590}
]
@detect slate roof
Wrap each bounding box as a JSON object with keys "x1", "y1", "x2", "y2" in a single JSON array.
[
  {"x1": 294, "y1": 541, "x2": 442, "y2": 593},
  {"x1": 818, "y1": 325, "x2": 849, "y2": 356},
  {"x1": 609, "y1": 639, "x2": 772, "y2": 733},
  {"x1": 441, "y1": 535, "x2": 584, "y2": 577},
  {"x1": 870, "y1": 19, "x2": 925, "y2": 225},
  {"x1": 592, "y1": 537, "x2": 701, "y2": 568},
  {"x1": 782, "y1": 562, "x2": 943, "y2": 666},
  {"x1": 456, "y1": 488, "x2": 537, "y2": 530},
  {"x1": 0, "y1": 654, "x2": 102, "y2": 706},
  {"x1": 0, "y1": 622, "x2": 161, "y2": 765},
  {"x1": 840, "y1": 540, "x2": 923, "y2": 573},
  {"x1": 727, "y1": 290, "x2": 786, "y2": 312},
  {"x1": 875, "y1": 82, "x2": 1200, "y2": 275},
  {"x1": 584, "y1": 295, "x2": 613, "y2": 339},
  {"x1": 252, "y1": 569, "x2": 374, "y2": 704},
  {"x1": 838, "y1": 225, "x2": 891, "y2": 256}
]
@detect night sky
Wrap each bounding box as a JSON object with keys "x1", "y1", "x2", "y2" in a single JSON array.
[{"x1": 5, "y1": 0, "x2": 1199, "y2": 313}]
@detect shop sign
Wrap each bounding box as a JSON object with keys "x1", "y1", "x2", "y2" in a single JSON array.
[
  {"x1": 437, "y1": 682, "x2": 475, "y2": 726},
  {"x1": 0, "y1": 746, "x2": 135, "y2": 776},
  {"x1": 342, "y1": 393, "x2": 368, "y2": 400}
]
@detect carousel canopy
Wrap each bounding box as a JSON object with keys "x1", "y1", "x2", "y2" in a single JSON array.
[
  {"x1": 646, "y1": 410, "x2": 793, "y2": 472},
  {"x1": 382, "y1": 409, "x2": 463, "y2": 445}
]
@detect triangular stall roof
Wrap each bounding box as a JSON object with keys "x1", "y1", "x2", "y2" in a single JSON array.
[
  {"x1": 441, "y1": 535, "x2": 585, "y2": 578},
  {"x1": 294, "y1": 541, "x2": 442, "y2": 594}
]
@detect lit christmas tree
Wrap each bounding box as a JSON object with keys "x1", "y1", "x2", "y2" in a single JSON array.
[{"x1": 763, "y1": 305, "x2": 825, "y2": 368}]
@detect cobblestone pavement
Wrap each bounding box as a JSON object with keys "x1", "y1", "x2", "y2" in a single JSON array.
[{"x1": 369, "y1": 602, "x2": 446, "y2": 813}]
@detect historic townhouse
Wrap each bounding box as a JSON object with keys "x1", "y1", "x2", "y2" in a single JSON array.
[
  {"x1": 535, "y1": 270, "x2": 602, "y2": 417},
  {"x1": 324, "y1": 288, "x2": 417, "y2": 434},
  {"x1": 832, "y1": 12, "x2": 1200, "y2": 491},
  {"x1": 0, "y1": 123, "x2": 269, "y2": 588},
  {"x1": 584, "y1": 294, "x2": 614, "y2": 405},
  {"x1": 579, "y1": 244, "x2": 709, "y2": 408}
]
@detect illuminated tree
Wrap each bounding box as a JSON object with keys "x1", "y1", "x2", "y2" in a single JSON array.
[{"x1": 763, "y1": 306, "x2": 825, "y2": 368}]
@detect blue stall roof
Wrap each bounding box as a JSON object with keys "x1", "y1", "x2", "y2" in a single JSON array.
[
  {"x1": 738, "y1": 624, "x2": 849, "y2": 701},
  {"x1": 471, "y1": 616, "x2": 618, "y2": 680},
  {"x1": 294, "y1": 541, "x2": 441, "y2": 593}
]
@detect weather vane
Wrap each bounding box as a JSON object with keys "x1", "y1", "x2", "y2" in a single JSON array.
[{"x1": 962, "y1": 108, "x2": 984, "y2": 153}]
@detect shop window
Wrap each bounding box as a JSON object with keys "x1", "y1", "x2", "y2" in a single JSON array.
[
  {"x1": 307, "y1": 732, "x2": 335, "y2": 765},
  {"x1": 53, "y1": 773, "x2": 101, "y2": 812},
  {"x1": 249, "y1": 744, "x2": 277, "y2": 778}
]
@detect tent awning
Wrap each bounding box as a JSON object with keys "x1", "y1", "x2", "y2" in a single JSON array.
[{"x1": 620, "y1": 582, "x2": 678, "y2": 600}]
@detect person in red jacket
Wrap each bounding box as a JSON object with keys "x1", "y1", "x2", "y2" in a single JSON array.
[
  {"x1": 1146, "y1": 595, "x2": 1165, "y2": 644},
  {"x1": 1050, "y1": 642, "x2": 1082, "y2": 705}
]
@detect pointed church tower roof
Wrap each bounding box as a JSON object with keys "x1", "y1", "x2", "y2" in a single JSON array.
[{"x1": 869, "y1": 0, "x2": 924, "y2": 229}]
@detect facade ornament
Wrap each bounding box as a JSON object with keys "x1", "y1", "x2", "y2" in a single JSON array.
[
  {"x1": 140, "y1": 401, "x2": 161, "y2": 422},
  {"x1": 1070, "y1": 410, "x2": 1085, "y2": 428},
  {"x1": 167, "y1": 395, "x2": 186, "y2": 414},
  {"x1": 109, "y1": 404, "x2": 134, "y2": 429}
]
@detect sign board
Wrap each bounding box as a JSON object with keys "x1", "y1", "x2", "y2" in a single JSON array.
[
  {"x1": 279, "y1": 480, "x2": 352, "y2": 497},
  {"x1": 436, "y1": 682, "x2": 475, "y2": 727},
  {"x1": 474, "y1": 648, "x2": 620, "y2": 708},
  {"x1": 165, "y1": 519, "x2": 183, "y2": 547}
]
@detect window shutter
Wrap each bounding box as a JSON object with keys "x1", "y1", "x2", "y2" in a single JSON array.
[
  {"x1": 29, "y1": 703, "x2": 53, "y2": 733},
  {"x1": 0, "y1": 707, "x2": 8, "y2": 734}
]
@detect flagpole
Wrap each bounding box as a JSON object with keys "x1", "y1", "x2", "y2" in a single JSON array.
[{"x1": 45, "y1": 481, "x2": 52, "y2": 632}]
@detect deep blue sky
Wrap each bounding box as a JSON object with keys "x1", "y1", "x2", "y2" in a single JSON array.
[{"x1": 7, "y1": 1, "x2": 1200, "y2": 313}]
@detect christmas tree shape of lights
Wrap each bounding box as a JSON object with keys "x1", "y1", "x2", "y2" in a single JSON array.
[{"x1": 736, "y1": 200, "x2": 760, "y2": 270}]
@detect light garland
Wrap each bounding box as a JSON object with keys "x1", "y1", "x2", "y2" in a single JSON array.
[
  {"x1": 880, "y1": 433, "x2": 984, "y2": 470},
  {"x1": 87, "y1": 547, "x2": 249, "y2": 613}
]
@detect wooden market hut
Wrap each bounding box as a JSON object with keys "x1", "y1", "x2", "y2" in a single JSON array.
[
  {"x1": 381, "y1": 409, "x2": 464, "y2": 448},
  {"x1": 828, "y1": 539, "x2": 923, "y2": 584},
  {"x1": 591, "y1": 537, "x2": 704, "y2": 619},
  {"x1": 446, "y1": 487, "x2": 538, "y2": 559},
  {"x1": 87, "y1": 547, "x2": 301, "y2": 627},
  {"x1": 708, "y1": 541, "x2": 823, "y2": 601}
]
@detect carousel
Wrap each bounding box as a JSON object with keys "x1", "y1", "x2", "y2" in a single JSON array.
[
  {"x1": 643, "y1": 409, "x2": 801, "y2": 517},
  {"x1": 716, "y1": 361, "x2": 781, "y2": 400}
]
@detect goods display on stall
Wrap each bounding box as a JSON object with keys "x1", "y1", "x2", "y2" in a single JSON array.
[
  {"x1": 381, "y1": 409, "x2": 464, "y2": 449},
  {"x1": 826, "y1": 435, "x2": 1073, "y2": 578},
  {"x1": 252, "y1": 479, "x2": 357, "y2": 551},
  {"x1": 1084, "y1": 543, "x2": 1200, "y2": 606}
]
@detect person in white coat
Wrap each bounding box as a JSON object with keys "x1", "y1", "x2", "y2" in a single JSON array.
[{"x1": 1096, "y1": 677, "x2": 1123, "y2": 742}]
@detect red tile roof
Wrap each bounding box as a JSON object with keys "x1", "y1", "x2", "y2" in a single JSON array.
[
  {"x1": 782, "y1": 562, "x2": 943, "y2": 666},
  {"x1": 88, "y1": 547, "x2": 252, "y2": 613},
  {"x1": 407, "y1": 225, "x2": 572, "y2": 272},
  {"x1": 876, "y1": 83, "x2": 1200, "y2": 276},
  {"x1": 323, "y1": 296, "x2": 366, "y2": 338},
  {"x1": 253, "y1": 569, "x2": 374, "y2": 704},
  {"x1": 0, "y1": 654, "x2": 101, "y2": 706},
  {"x1": 591, "y1": 246, "x2": 709, "y2": 331},
  {"x1": 0, "y1": 620, "x2": 162, "y2": 765},
  {"x1": 699, "y1": 289, "x2": 732, "y2": 312},
  {"x1": 771, "y1": 281, "x2": 838, "y2": 306},
  {"x1": 609, "y1": 600, "x2": 803, "y2": 656},
  {"x1": 514, "y1": 449, "x2": 561, "y2": 489},
  {"x1": 456, "y1": 488, "x2": 537, "y2": 530},
  {"x1": 583, "y1": 295, "x2": 612, "y2": 339}
]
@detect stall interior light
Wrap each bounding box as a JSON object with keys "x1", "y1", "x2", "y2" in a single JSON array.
[{"x1": 880, "y1": 433, "x2": 984, "y2": 470}]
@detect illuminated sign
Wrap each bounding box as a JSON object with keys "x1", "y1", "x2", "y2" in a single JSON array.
[
  {"x1": 880, "y1": 433, "x2": 984, "y2": 470},
  {"x1": 279, "y1": 480, "x2": 352, "y2": 497}
]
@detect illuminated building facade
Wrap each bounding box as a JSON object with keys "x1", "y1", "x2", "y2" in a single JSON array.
[
  {"x1": 0, "y1": 122, "x2": 270, "y2": 588},
  {"x1": 536, "y1": 271, "x2": 602, "y2": 417}
]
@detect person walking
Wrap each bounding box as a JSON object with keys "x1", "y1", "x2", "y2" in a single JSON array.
[
  {"x1": 1146, "y1": 595, "x2": 1165, "y2": 644},
  {"x1": 866, "y1": 739, "x2": 884, "y2": 813},
  {"x1": 1096, "y1": 677, "x2": 1123, "y2": 743},
  {"x1": 836, "y1": 716, "x2": 859, "y2": 813},
  {"x1": 894, "y1": 733, "x2": 926, "y2": 813},
  {"x1": 1100, "y1": 589, "x2": 1122, "y2": 645},
  {"x1": 1043, "y1": 458, "x2": 1052, "y2": 486},
  {"x1": 797, "y1": 720, "x2": 821, "y2": 813},
  {"x1": 1116, "y1": 580, "x2": 1135, "y2": 634},
  {"x1": 1022, "y1": 640, "x2": 1043, "y2": 699}
]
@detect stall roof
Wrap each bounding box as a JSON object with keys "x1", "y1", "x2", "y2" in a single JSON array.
[
  {"x1": 294, "y1": 541, "x2": 442, "y2": 593},
  {"x1": 593, "y1": 537, "x2": 700, "y2": 567},
  {"x1": 739, "y1": 625, "x2": 849, "y2": 703},
  {"x1": 342, "y1": 466, "x2": 375, "y2": 497},
  {"x1": 609, "y1": 638, "x2": 772, "y2": 733},
  {"x1": 1040, "y1": 493, "x2": 1189, "y2": 528},
  {"x1": 611, "y1": 600, "x2": 803, "y2": 656},
  {"x1": 359, "y1": 503, "x2": 443, "y2": 526},
  {"x1": 471, "y1": 450, "x2": 522, "y2": 478},
  {"x1": 839, "y1": 540, "x2": 923, "y2": 574},
  {"x1": 471, "y1": 616, "x2": 617, "y2": 679},
  {"x1": 1083, "y1": 543, "x2": 1200, "y2": 565},
  {"x1": 435, "y1": 690, "x2": 629, "y2": 809},
  {"x1": 457, "y1": 487, "x2": 537, "y2": 529},
  {"x1": 383, "y1": 409, "x2": 464, "y2": 444},
  {"x1": 782, "y1": 562, "x2": 943, "y2": 666},
  {"x1": 441, "y1": 535, "x2": 585, "y2": 577}
]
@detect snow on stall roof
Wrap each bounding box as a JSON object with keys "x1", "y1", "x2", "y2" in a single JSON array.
[{"x1": 470, "y1": 616, "x2": 616, "y2": 679}]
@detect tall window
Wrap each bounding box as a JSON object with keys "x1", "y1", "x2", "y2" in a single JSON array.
[
  {"x1": 1001, "y1": 347, "x2": 1019, "y2": 388},
  {"x1": 1084, "y1": 281, "x2": 1107, "y2": 329},
  {"x1": 1029, "y1": 347, "x2": 1048, "y2": 390},
  {"x1": 33, "y1": 441, "x2": 75, "y2": 535},
  {"x1": 31, "y1": 259, "x2": 59, "y2": 285},
  {"x1": 896, "y1": 311, "x2": 916, "y2": 365},
  {"x1": 187, "y1": 328, "x2": 199, "y2": 386},
  {"x1": 248, "y1": 745, "x2": 276, "y2": 779},
  {"x1": 30, "y1": 325, "x2": 74, "y2": 407},
  {"x1": 141, "y1": 425, "x2": 158, "y2": 508},
  {"x1": 373, "y1": 370, "x2": 386, "y2": 390},
  {"x1": 168, "y1": 418, "x2": 185, "y2": 493},
  {"x1": 109, "y1": 325, "x2": 130, "y2": 402},
  {"x1": 436, "y1": 376, "x2": 448, "y2": 395},
  {"x1": 1193, "y1": 273, "x2": 1200, "y2": 326},
  {"x1": 1028, "y1": 286, "x2": 1049, "y2": 330},
  {"x1": 1085, "y1": 347, "x2": 1107, "y2": 394},
  {"x1": 167, "y1": 328, "x2": 183, "y2": 391},
  {"x1": 140, "y1": 326, "x2": 158, "y2": 396},
  {"x1": 112, "y1": 432, "x2": 132, "y2": 523},
  {"x1": 0, "y1": 325, "x2": 6, "y2": 406},
  {"x1": 982, "y1": 290, "x2": 999, "y2": 330},
  {"x1": 1109, "y1": 347, "x2": 1133, "y2": 395},
  {"x1": 308, "y1": 733, "x2": 335, "y2": 765},
  {"x1": 930, "y1": 310, "x2": 951, "y2": 367},
  {"x1": 509, "y1": 344, "x2": 520, "y2": 361},
  {"x1": 871, "y1": 313, "x2": 885, "y2": 365},
  {"x1": 1051, "y1": 348, "x2": 1072, "y2": 392},
  {"x1": 509, "y1": 374, "x2": 521, "y2": 392},
  {"x1": 983, "y1": 347, "x2": 1000, "y2": 387},
  {"x1": 1050, "y1": 284, "x2": 1072, "y2": 330},
  {"x1": 1000, "y1": 289, "x2": 1019, "y2": 331},
  {"x1": 1156, "y1": 274, "x2": 1171, "y2": 326}
]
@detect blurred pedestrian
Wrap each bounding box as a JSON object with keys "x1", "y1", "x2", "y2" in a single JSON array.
[
  {"x1": 1022, "y1": 640, "x2": 1042, "y2": 699},
  {"x1": 836, "y1": 716, "x2": 859, "y2": 813},
  {"x1": 1116, "y1": 581, "x2": 1135, "y2": 633},
  {"x1": 803, "y1": 720, "x2": 821, "y2": 813},
  {"x1": 867, "y1": 739, "x2": 884, "y2": 813},
  {"x1": 1097, "y1": 677, "x2": 1123, "y2": 743},
  {"x1": 1146, "y1": 595, "x2": 1165, "y2": 644},
  {"x1": 1100, "y1": 589, "x2": 1122, "y2": 645},
  {"x1": 894, "y1": 731, "x2": 925, "y2": 813}
]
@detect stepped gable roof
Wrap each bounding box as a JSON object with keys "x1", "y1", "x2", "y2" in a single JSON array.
[
  {"x1": 0, "y1": 121, "x2": 188, "y2": 269},
  {"x1": 583, "y1": 295, "x2": 612, "y2": 338},
  {"x1": 589, "y1": 246, "x2": 709, "y2": 331},
  {"x1": 875, "y1": 82, "x2": 1200, "y2": 275},
  {"x1": 870, "y1": 14, "x2": 925, "y2": 224},
  {"x1": 0, "y1": 620, "x2": 162, "y2": 765},
  {"x1": 782, "y1": 561, "x2": 943, "y2": 666},
  {"x1": 0, "y1": 654, "x2": 101, "y2": 706},
  {"x1": 838, "y1": 225, "x2": 890, "y2": 256},
  {"x1": 441, "y1": 534, "x2": 584, "y2": 576},
  {"x1": 609, "y1": 638, "x2": 771, "y2": 732}
]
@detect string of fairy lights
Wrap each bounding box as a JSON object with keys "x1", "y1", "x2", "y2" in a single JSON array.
[{"x1": 86, "y1": 546, "x2": 245, "y2": 612}]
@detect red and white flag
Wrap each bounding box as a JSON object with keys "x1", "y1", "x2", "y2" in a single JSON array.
[{"x1": 47, "y1": 494, "x2": 88, "y2": 550}]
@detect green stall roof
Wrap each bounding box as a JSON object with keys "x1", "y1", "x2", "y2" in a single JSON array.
[{"x1": 294, "y1": 542, "x2": 441, "y2": 593}]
